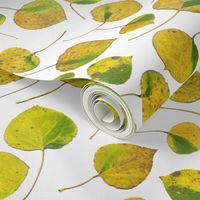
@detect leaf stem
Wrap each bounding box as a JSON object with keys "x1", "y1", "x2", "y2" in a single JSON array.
[
  {"x1": 70, "y1": 3, "x2": 86, "y2": 20},
  {"x1": 0, "y1": 80, "x2": 39, "y2": 99},
  {"x1": 58, "y1": 175, "x2": 99, "y2": 192},
  {"x1": 160, "y1": 107, "x2": 200, "y2": 116},
  {"x1": 97, "y1": 24, "x2": 124, "y2": 31},
  {"x1": 16, "y1": 82, "x2": 66, "y2": 104},
  {"x1": 63, "y1": 22, "x2": 106, "y2": 42},
  {"x1": 128, "y1": 10, "x2": 180, "y2": 41},
  {"x1": 0, "y1": 6, "x2": 18, "y2": 11},
  {"x1": 0, "y1": 32, "x2": 18, "y2": 39},
  {"x1": 89, "y1": 129, "x2": 99, "y2": 140},
  {"x1": 136, "y1": 130, "x2": 168, "y2": 134},
  {"x1": 22, "y1": 150, "x2": 45, "y2": 200},
  {"x1": 120, "y1": 93, "x2": 141, "y2": 98}
]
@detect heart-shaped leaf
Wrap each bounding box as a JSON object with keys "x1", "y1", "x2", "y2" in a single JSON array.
[
  {"x1": 0, "y1": 152, "x2": 29, "y2": 199},
  {"x1": 91, "y1": 0, "x2": 142, "y2": 22},
  {"x1": 141, "y1": 70, "x2": 170, "y2": 122},
  {"x1": 14, "y1": 0, "x2": 67, "y2": 30},
  {"x1": 4, "y1": 106, "x2": 78, "y2": 150},
  {"x1": 153, "y1": 29, "x2": 199, "y2": 83},
  {"x1": 161, "y1": 169, "x2": 200, "y2": 200},
  {"x1": 0, "y1": 48, "x2": 40, "y2": 73},
  {"x1": 0, "y1": 69, "x2": 22, "y2": 85},
  {"x1": 55, "y1": 72, "x2": 75, "y2": 81},
  {"x1": 0, "y1": 14, "x2": 6, "y2": 25},
  {"x1": 170, "y1": 71, "x2": 200, "y2": 103},
  {"x1": 120, "y1": 14, "x2": 155, "y2": 34},
  {"x1": 87, "y1": 56, "x2": 132, "y2": 84},
  {"x1": 153, "y1": 0, "x2": 200, "y2": 13},
  {"x1": 66, "y1": 0, "x2": 101, "y2": 4},
  {"x1": 57, "y1": 39, "x2": 115, "y2": 72},
  {"x1": 167, "y1": 122, "x2": 200, "y2": 154}
]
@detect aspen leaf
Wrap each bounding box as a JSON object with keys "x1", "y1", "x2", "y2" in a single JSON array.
[
  {"x1": 56, "y1": 39, "x2": 115, "y2": 72},
  {"x1": 170, "y1": 71, "x2": 200, "y2": 103},
  {"x1": 153, "y1": 29, "x2": 199, "y2": 82},
  {"x1": 0, "y1": 14, "x2": 6, "y2": 25},
  {"x1": 66, "y1": 78, "x2": 96, "y2": 88},
  {"x1": 161, "y1": 169, "x2": 200, "y2": 200},
  {"x1": 0, "y1": 152, "x2": 29, "y2": 199},
  {"x1": 87, "y1": 56, "x2": 132, "y2": 84},
  {"x1": 141, "y1": 70, "x2": 170, "y2": 122},
  {"x1": 0, "y1": 69, "x2": 22, "y2": 85},
  {"x1": 167, "y1": 122, "x2": 200, "y2": 154},
  {"x1": 14, "y1": 0, "x2": 67, "y2": 30},
  {"x1": 55, "y1": 72, "x2": 75, "y2": 81},
  {"x1": 91, "y1": 0, "x2": 142, "y2": 22},
  {"x1": 120, "y1": 14, "x2": 155, "y2": 34}
]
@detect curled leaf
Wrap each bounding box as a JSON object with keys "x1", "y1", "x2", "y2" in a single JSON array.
[
  {"x1": 0, "y1": 48, "x2": 40, "y2": 73},
  {"x1": 161, "y1": 169, "x2": 200, "y2": 200},
  {"x1": 57, "y1": 39, "x2": 115, "y2": 72},
  {"x1": 153, "y1": 28, "x2": 199, "y2": 83},
  {"x1": 0, "y1": 69, "x2": 22, "y2": 85},
  {"x1": 14, "y1": 0, "x2": 67, "y2": 30},
  {"x1": 141, "y1": 70, "x2": 170, "y2": 122},
  {"x1": 120, "y1": 14, "x2": 155, "y2": 34},
  {"x1": 0, "y1": 152, "x2": 29, "y2": 199},
  {"x1": 91, "y1": 0, "x2": 142, "y2": 22},
  {"x1": 167, "y1": 122, "x2": 200, "y2": 154},
  {"x1": 170, "y1": 71, "x2": 200, "y2": 103},
  {"x1": 87, "y1": 56, "x2": 132, "y2": 84},
  {"x1": 0, "y1": 14, "x2": 6, "y2": 25}
]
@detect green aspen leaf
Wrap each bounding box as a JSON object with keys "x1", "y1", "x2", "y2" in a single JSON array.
[
  {"x1": 14, "y1": 0, "x2": 67, "y2": 30},
  {"x1": 0, "y1": 14, "x2": 6, "y2": 25},
  {"x1": 0, "y1": 69, "x2": 22, "y2": 85},
  {"x1": 56, "y1": 39, "x2": 115, "y2": 72},
  {"x1": 66, "y1": 78, "x2": 97, "y2": 88},
  {"x1": 170, "y1": 71, "x2": 200, "y2": 103},
  {"x1": 94, "y1": 143, "x2": 156, "y2": 189},
  {"x1": 167, "y1": 122, "x2": 200, "y2": 154},
  {"x1": 120, "y1": 14, "x2": 155, "y2": 34},
  {"x1": 153, "y1": 29, "x2": 199, "y2": 83},
  {"x1": 0, "y1": 48, "x2": 40, "y2": 73},
  {"x1": 91, "y1": 0, "x2": 142, "y2": 22},
  {"x1": 87, "y1": 56, "x2": 132, "y2": 84},
  {"x1": 161, "y1": 169, "x2": 200, "y2": 200},
  {"x1": 153, "y1": 0, "x2": 200, "y2": 13},
  {"x1": 0, "y1": 152, "x2": 29, "y2": 199},
  {"x1": 66, "y1": 0, "x2": 101, "y2": 4},
  {"x1": 4, "y1": 106, "x2": 78, "y2": 151},
  {"x1": 141, "y1": 70, "x2": 170, "y2": 122},
  {"x1": 125, "y1": 198, "x2": 145, "y2": 200},
  {"x1": 55, "y1": 72, "x2": 75, "y2": 81}
]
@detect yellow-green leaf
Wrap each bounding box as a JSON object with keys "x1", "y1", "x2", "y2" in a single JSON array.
[
  {"x1": 0, "y1": 48, "x2": 40, "y2": 73},
  {"x1": 120, "y1": 14, "x2": 155, "y2": 34},
  {"x1": 170, "y1": 71, "x2": 200, "y2": 103},
  {"x1": 0, "y1": 69, "x2": 22, "y2": 85},
  {"x1": 66, "y1": 0, "x2": 101, "y2": 4},
  {"x1": 4, "y1": 106, "x2": 78, "y2": 151},
  {"x1": 65, "y1": 78, "x2": 97, "y2": 87},
  {"x1": 94, "y1": 143, "x2": 156, "y2": 189},
  {"x1": 55, "y1": 72, "x2": 75, "y2": 81},
  {"x1": 153, "y1": 29, "x2": 199, "y2": 83},
  {"x1": 161, "y1": 169, "x2": 200, "y2": 200},
  {"x1": 141, "y1": 70, "x2": 170, "y2": 122},
  {"x1": 0, "y1": 14, "x2": 6, "y2": 25},
  {"x1": 0, "y1": 152, "x2": 29, "y2": 199},
  {"x1": 153, "y1": 0, "x2": 200, "y2": 13},
  {"x1": 14, "y1": 0, "x2": 67, "y2": 30},
  {"x1": 56, "y1": 39, "x2": 115, "y2": 72},
  {"x1": 91, "y1": 0, "x2": 142, "y2": 22},
  {"x1": 167, "y1": 122, "x2": 200, "y2": 154},
  {"x1": 87, "y1": 56, "x2": 132, "y2": 84}
]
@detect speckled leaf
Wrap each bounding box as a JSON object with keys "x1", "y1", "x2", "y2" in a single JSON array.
[
  {"x1": 141, "y1": 70, "x2": 170, "y2": 122},
  {"x1": 0, "y1": 14, "x2": 6, "y2": 25},
  {"x1": 55, "y1": 72, "x2": 75, "y2": 81},
  {"x1": 94, "y1": 143, "x2": 156, "y2": 189},
  {"x1": 0, "y1": 69, "x2": 22, "y2": 85},
  {"x1": 4, "y1": 106, "x2": 77, "y2": 151},
  {"x1": 170, "y1": 71, "x2": 200, "y2": 103},
  {"x1": 120, "y1": 14, "x2": 155, "y2": 34},
  {"x1": 167, "y1": 122, "x2": 200, "y2": 154},
  {"x1": 153, "y1": 0, "x2": 200, "y2": 13},
  {"x1": 14, "y1": 0, "x2": 67, "y2": 30},
  {"x1": 153, "y1": 29, "x2": 199, "y2": 83},
  {"x1": 87, "y1": 56, "x2": 132, "y2": 84},
  {"x1": 0, "y1": 48, "x2": 40, "y2": 73},
  {"x1": 161, "y1": 169, "x2": 200, "y2": 200},
  {"x1": 91, "y1": 0, "x2": 142, "y2": 22},
  {"x1": 66, "y1": 0, "x2": 101, "y2": 4},
  {"x1": 0, "y1": 152, "x2": 29, "y2": 199},
  {"x1": 57, "y1": 39, "x2": 115, "y2": 72}
]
